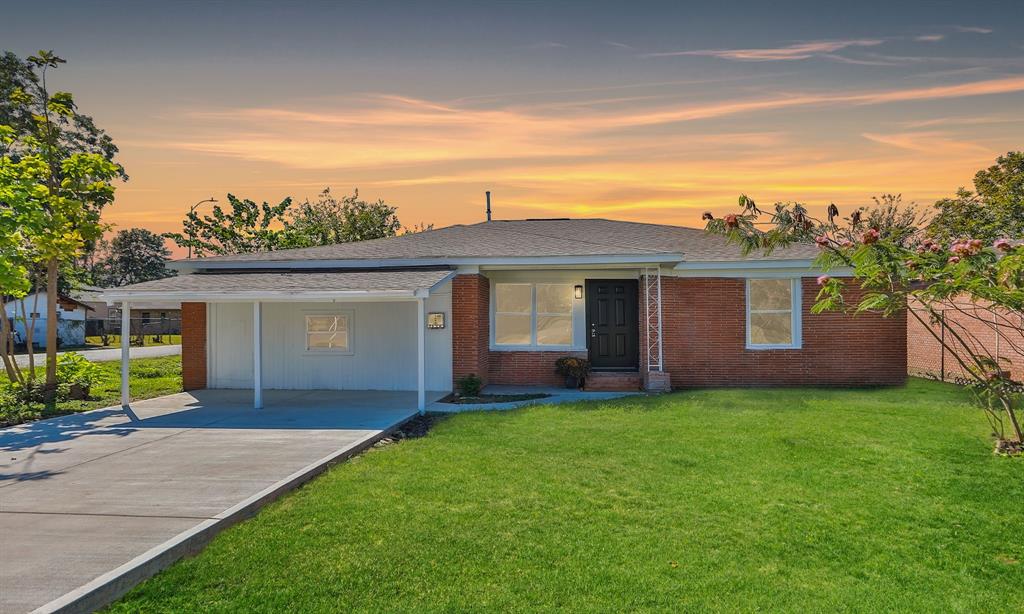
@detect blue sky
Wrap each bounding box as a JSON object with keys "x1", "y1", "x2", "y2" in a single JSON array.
[{"x1": 3, "y1": 0, "x2": 1022, "y2": 242}]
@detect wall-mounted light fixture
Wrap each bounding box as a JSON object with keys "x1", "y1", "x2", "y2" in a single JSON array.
[{"x1": 574, "y1": 285, "x2": 584, "y2": 299}]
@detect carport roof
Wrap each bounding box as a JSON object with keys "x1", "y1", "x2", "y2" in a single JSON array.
[{"x1": 102, "y1": 268, "x2": 455, "y2": 302}]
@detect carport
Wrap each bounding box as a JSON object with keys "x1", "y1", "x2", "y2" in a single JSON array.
[{"x1": 103, "y1": 268, "x2": 456, "y2": 413}]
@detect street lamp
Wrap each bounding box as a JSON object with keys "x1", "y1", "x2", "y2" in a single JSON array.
[{"x1": 187, "y1": 197, "x2": 217, "y2": 259}]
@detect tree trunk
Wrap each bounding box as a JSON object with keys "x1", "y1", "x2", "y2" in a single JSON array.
[
  {"x1": 21, "y1": 300, "x2": 36, "y2": 379},
  {"x1": 0, "y1": 312, "x2": 20, "y2": 383},
  {"x1": 1004, "y1": 397, "x2": 1024, "y2": 444},
  {"x1": 44, "y1": 258, "x2": 58, "y2": 400}
]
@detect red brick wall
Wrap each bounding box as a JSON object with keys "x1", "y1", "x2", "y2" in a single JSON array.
[
  {"x1": 452, "y1": 274, "x2": 490, "y2": 385},
  {"x1": 661, "y1": 277, "x2": 906, "y2": 387},
  {"x1": 450, "y1": 274, "x2": 906, "y2": 390},
  {"x1": 907, "y1": 301, "x2": 1024, "y2": 381},
  {"x1": 489, "y1": 350, "x2": 588, "y2": 386},
  {"x1": 181, "y1": 302, "x2": 207, "y2": 391}
]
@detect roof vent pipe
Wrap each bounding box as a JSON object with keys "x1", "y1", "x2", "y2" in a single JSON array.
[{"x1": 485, "y1": 191, "x2": 492, "y2": 222}]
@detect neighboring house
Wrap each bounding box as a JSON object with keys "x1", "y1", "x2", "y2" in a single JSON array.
[
  {"x1": 3, "y1": 291, "x2": 93, "y2": 348},
  {"x1": 76, "y1": 285, "x2": 182, "y2": 336},
  {"x1": 104, "y1": 219, "x2": 907, "y2": 410}
]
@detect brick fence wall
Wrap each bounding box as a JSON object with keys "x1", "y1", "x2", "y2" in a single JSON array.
[
  {"x1": 180, "y1": 302, "x2": 207, "y2": 391},
  {"x1": 907, "y1": 301, "x2": 1024, "y2": 381}
]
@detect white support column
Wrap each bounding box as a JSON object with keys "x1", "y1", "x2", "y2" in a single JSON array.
[
  {"x1": 253, "y1": 301, "x2": 263, "y2": 409},
  {"x1": 120, "y1": 301, "x2": 130, "y2": 406},
  {"x1": 416, "y1": 297, "x2": 426, "y2": 414}
]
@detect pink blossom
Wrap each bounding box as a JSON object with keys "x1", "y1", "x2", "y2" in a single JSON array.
[
  {"x1": 948, "y1": 256, "x2": 961, "y2": 264},
  {"x1": 817, "y1": 275, "x2": 831, "y2": 286},
  {"x1": 724, "y1": 214, "x2": 739, "y2": 229},
  {"x1": 814, "y1": 235, "x2": 829, "y2": 248},
  {"x1": 840, "y1": 239, "x2": 854, "y2": 249},
  {"x1": 861, "y1": 228, "x2": 880, "y2": 245},
  {"x1": 994, "y1": 238, "x2": 1011, "y2": 252},
  {"x1": 929, "y1": 243, "x2": 942, "y2": 253}
]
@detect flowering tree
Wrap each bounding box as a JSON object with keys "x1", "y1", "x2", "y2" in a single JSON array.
[{"x1": 705, "y1": 194, "x2": 1023, "y2": 454}]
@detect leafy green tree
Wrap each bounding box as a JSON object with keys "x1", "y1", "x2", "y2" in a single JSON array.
[
  {"x1": 706, "y1": 194, "x2": 1023, "y2": 453},
  {"x1": 164, "y1": 194, "x2": 293, "y2": 257},
  {"x1": 166, "y1": 188, "x2": 426, "y2": 256},
  {"x1": 92, "y1": 228, "x2": 174, "y2": 287},
  {"x1": 0, "y1": 51, "x2": 121, "y2": 394},
  {"x1": 928, "y1": 151, "x2": 1023, "y2": 243},
  {"x1": 283, "y1": 188, "x2": 402, "y2": 247}
]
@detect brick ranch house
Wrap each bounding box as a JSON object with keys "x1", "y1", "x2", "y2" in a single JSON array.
[{"x1": 104, "y1": 219, "x2": 907, "y2": 411}]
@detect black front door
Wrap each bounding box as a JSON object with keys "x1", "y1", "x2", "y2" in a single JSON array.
[{"x1": 585, "y1": 279, "x2": 639, "y2": 370}]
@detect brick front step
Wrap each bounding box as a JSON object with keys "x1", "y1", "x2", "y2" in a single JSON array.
[{"x1": 585, "y1": 371, "x2": 642, "y2": 391}]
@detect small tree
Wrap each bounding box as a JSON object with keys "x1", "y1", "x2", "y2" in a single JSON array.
[
  {"x1": 0, "y1": 51, "x2": 120, "y2": 396},
  {"x1": 705, "y1": 193, "x2": 1023, "y2": 453},
  {"x1": 928, "y1": 151, "x2": 1023, "y2": 243}
]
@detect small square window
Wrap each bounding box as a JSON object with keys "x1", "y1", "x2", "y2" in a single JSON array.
[{"x1": 305, "y1": 314, "x2": 350, "y2": 352}]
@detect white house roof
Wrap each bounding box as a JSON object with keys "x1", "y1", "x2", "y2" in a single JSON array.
[
  {"x1": 103, "y1": 268, "x2": 455, "y2": 302},
  {"x1": 173, "y1": 218, "x2": 818, "y2": 270}
]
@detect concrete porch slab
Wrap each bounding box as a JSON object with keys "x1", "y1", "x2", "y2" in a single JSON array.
[{"x1": 0, "y1": 388, "x2": 444, "y2": 614}]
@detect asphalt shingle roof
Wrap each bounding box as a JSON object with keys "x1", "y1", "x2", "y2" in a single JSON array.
[
  {"x1": 108, "y1": 268, "x2": 453, "y2": 296},
  {"x1": 181, "y1": 219, "x2": 818, "y2": 265}
]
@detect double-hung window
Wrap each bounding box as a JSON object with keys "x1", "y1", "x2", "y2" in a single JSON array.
[
  {"x1": 494, "y1": 283, "x2": 574, "y2": 347},
  {"x1": 746, "y1": 278, "x2": 801, "y2": 349},
  {"x1": 305, "y1": 314, "x2": 351, "y2": 352}
]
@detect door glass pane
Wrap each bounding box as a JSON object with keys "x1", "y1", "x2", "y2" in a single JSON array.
[
  {"x1": 495, "y1": 314, "x2": 531, "y2": 345},
  {"x1": 749, "y1": 279, "x2": 792, "y2": 310},
  {"x1": 536, "y1": 284, "x2": 572, "y2": 314},
  {"x1": 750, "y1": 313, "x2": 792, "y2": 345},
  {"x1": 495, "y1": 284, "x2": 532, "y2": 314},
  {"x1": 537, "y1": 315, "x2": 572, "y2": 345}
]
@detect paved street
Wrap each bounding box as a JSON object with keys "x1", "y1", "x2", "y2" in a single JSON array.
[{"x1": 13, "y1": 344, "x2": 181, "y2": 368}]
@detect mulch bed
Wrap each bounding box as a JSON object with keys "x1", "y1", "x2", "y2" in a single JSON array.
[
  {"x1": 373, "y1": 413, "x2": 446, "y2": 447},
  {"x1": 439, "y1": 393, "x2": 552, "y2": 405}
]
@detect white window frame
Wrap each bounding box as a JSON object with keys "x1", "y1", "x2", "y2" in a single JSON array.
[
  {"x1": 303, "y1": 310, "x2": 354, "y2": 355},
  {"x1": 492, "y1": 282, "x2": 575, "y2": 350},
  {"x1": 745, "y1": 277, "x2": 802, "y2": 350}
]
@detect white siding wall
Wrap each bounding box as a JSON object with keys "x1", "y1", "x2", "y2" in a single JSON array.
[{"x1": 207, "y1": 283, "x2": 452, "y2": 391}]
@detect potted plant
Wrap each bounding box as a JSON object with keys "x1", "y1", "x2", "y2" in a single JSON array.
[{"x1": 555, "y1": 357, "x2": 591, "y2": 390}]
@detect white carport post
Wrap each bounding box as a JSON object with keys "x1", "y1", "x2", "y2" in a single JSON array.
[
  {"x1": 416, "y1": 297, "x2": 426, "y2": 414},
  {"x1": 120, "y1": 301, "x2": 130, "y2": 406},
  {"x1": 253, "y1": 301, "x2": 263, "y2": 409}
]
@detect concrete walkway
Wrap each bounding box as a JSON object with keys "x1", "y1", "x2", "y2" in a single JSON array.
[
  {"x1": 0, "y1": 389, "x2": 441, "y2": 613},
  {"x1": 13, "y1": 344, "x2": 181, "y2": 368}
]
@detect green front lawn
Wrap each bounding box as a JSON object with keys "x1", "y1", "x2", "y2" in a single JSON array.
[
  {"x1": 111, "y1": 379, "x2": 1022, "y2": 612},
  {"x1": 1, "y1": 355, "x2": 181, "y2": 426}
]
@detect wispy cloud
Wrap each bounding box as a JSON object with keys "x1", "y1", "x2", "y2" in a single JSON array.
[
  {"x1": 525, "y1": 42, "x2": 568, "y2": 50},
  {"x1": 605, "y1": 41, "x2": 633, "y2": 50},
  {"x1": 914, "y1": 34, "x2": 945, "y2": 42},
  {"x1": 954, "y1": 26, "x2": 994, "y2": 34},
  {"x1": 164, "y1": 75, "x2": 1024, "y2": 173},
  {"x1": 861, "y1": 131, "x2": 990, "y2": 154},
  {"x1": 641, "y1": 39, "x2": 884, "y2": 61}
]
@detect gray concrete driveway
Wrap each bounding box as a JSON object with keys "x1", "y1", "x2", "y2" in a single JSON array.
[
  {"x1": 0, "y1": 389, "x2": 441, "y2": 613},
  {"x1": 13, "y1": 344, "x2": 181, "y2": 368}
]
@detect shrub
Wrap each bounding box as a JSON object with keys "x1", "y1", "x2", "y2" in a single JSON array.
[
  {"x1": 56, "y1": 352, "x2": 104, "y2": 399},
  {"x1": 456, "y1": 374, "x2": 483, "y2": 397},
  {"x1": 555, "y1": 357, "x2": 591, "y2": 380}
]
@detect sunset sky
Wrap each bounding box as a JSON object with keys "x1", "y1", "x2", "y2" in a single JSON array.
[{"x1": 4, "y1": 1, "x2": 1023, "y2": 255}]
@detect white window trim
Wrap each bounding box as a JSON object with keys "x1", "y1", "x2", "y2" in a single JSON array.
[
  {"x1": 491, "y1": 282, "x2": 576, "y2": 351},
  {"x1": 745, "y1": 277, "x2": 802, "y2": 350},
  {"x1": 303, "y1": 309, "x2": 355, "y2": 355}
]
